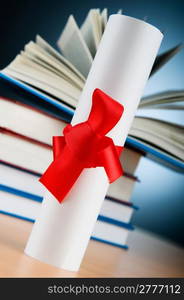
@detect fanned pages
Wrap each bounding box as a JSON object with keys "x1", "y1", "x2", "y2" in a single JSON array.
[
  {"x1": 80, "y1": 9, "x2": 102, "y2": 57},
  {"x1": 150, "y1": 43, "x2": 183, "y2": 76},
  {"x1": 57, "y1": 15, "x2": 93, "y2": 77},
  {"x1": 2, "y1": 9, "x2": 182, "y2": 108},
  {"x1": 36, "y1": 35, "x2": 85, "y2": 81},
  {"x1": 4, "y1": 55, "x2": 80, "y2": 106},
  {"x1": 101, "y1": 8, "x2": 108, "y2": 31},
  {"x1": 140, "y1": 90, "x2": 184, "y2": 108},
  {"x1": 130, "y1": 117, "x2": 184, "y2": 160}
]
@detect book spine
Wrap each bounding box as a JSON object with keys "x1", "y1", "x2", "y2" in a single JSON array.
[
  {"x1": 0, "y1": 184, "x2": 138, "y2": 211},
  {"x1": 0, "y1": 184, "x2": 42, "y2": 203},
  {"x1": 0, "y1": 73, "x2": 74, "y2": 117}
]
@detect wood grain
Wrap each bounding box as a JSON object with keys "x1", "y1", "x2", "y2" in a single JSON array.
[{"x1": 0, "y1": 214, "x2": 183, "y2": 277}]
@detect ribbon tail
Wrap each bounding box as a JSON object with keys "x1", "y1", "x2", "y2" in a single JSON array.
[
  {"x1": 115, "y1": 145, "x2": 124, "y2": 157},
  {"x1": 53, "y1": 136, "x2": 66, "y2": 160},
  {"x1": 40, "y1": 146, "x2": 84, "y2": 203},
  {"x1": 97, "y1": 141, "x2": 123, "y2": 183}
]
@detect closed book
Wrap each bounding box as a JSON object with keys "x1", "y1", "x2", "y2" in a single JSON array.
[
  {"x1": 0, "y1": 188, "x2": 135, "y2": 249},
  {"x1": 0, "y1": 163, "x2": 138, "y2": 222},
  {"x1": 0, "y1": 131, "x2": 140, "y2": 202},
  {"x1": 0, "y1": 96, "x2": 142, "y2": 175}
]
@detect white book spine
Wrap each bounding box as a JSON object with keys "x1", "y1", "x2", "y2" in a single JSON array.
[{"x1": 25, "y1": 15, "x2": 163, "y2": 271}]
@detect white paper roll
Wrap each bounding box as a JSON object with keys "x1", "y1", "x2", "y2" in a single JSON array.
[{"x1": 25, "y1": 15, "x2": 163, "y2": 271}]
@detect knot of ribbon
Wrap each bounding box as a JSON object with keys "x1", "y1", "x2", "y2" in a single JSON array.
[{"x1": 40, "y1": 88, "x2": 124, "y2": 203}]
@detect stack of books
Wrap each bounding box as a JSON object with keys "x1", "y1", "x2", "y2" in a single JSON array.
[
  {"x1": 0, "y1": 8, "x2": 184, "y2": 250},
  {"x1": 0, "y1": 97, "x2": 141, "y2": 249}
]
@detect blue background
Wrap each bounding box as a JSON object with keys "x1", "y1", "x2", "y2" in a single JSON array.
[{"x1": 0, "y1": 0, "x2": 184, "y2": 245}]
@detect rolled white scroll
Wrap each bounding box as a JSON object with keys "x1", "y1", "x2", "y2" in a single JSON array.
[{"x1": 25, "y1": 15, "x2": 163, "y2": 271}]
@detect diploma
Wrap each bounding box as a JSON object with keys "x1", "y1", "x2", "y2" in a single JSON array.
[{"x1": 25, "y1": 15, "x2": 163, "y2": 271}]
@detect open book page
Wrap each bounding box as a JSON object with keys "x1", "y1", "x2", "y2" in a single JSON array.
[
  {"x1": 150, "y1": 102, "x2": 184, "y2": 110},
  {"x1": 94, "y1": 9, "x2": 103, "y2": 44},
  {"x1": 130, "y1": 117, "x2": 184, "y2": 160},
  {"x1": 129, "y1": 127, "x2": 184, "y2": 160},
  {"x1": 150, "y1": 44, "x2": 183, "y2": 76},
  {"x1": 80, "y1": 9, "x2": 102, "y2": 57},
  {"x1": 136, "y1": 109, "x2": 184, "y2": 126},
  {"x1": 20, "y1": 50, "x2": 73, "y2": 83},
  {"x1": 4, "y1": 55, "x2": 80, "y2": 106},
  {"x1": 100, "y1": 7, "x2": 122, "y2": 31},
  {"x1": 101, "y1": 8, "x2": 108, "y2": 32},
  {"x1": 132, "y1": 117, "x2": 184, "y2": 145},
  {"x1": 3, "y1": 68, "x2": 79, "y2": 107},
  {"x1": 36, "y1": 35, "x2": 85, "y2": 82},
  {"x1": 57, "y1": 15, "x2": 93, "y2": 77},
  {"x1": 24, "y1": 41, "x2": 84, "y2": 89},
  {"x1": 140, "y1": 90, "x2": 184, "y2": 108}
]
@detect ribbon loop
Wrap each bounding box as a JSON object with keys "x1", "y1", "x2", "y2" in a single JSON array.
[{"x1": 40, "y1": 88, "x2": 124, "y2": 203}]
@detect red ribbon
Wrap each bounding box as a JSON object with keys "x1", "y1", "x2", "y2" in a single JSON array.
[{"x1": 40, "y1": 88, "x2": 124, "y2": 203}]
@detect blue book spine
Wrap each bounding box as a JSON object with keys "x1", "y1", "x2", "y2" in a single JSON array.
[
  {"x1": 0, "y1": 184, "x2": 43, "y2": 203},
  {"x1": 126, "y1": 137, "x2": 184, "y2": 171},
  {"x1": 0, "y1": 73, "x2": 74, "y2": 117}
]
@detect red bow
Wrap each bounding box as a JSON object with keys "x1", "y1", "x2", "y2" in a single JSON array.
[{"x1": 40, "y1": 89, "x2": 124, "y2": 203}]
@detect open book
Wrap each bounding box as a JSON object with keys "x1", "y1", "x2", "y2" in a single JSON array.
[
  {"x1": 1, "y1": 8, "x2": 183, "y2": 108},
  {"x1": 0, "y1": 8, "x2": 183, "y2": 170}
]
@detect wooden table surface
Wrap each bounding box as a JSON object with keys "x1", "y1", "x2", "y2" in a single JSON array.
[{"x1": 0, "y1": 214, "x2": 183, "y2": 277}]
